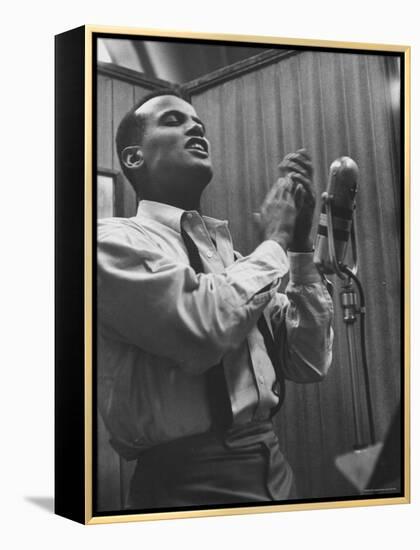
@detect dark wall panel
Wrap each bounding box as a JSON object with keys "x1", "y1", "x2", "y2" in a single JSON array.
[{"x1": 96, "y1": 69, "x2": 162, "y2": 511}]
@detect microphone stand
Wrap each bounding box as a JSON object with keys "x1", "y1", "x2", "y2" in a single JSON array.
[{"x1": 323, "y1": 193, "x2": 376, "y2": 449}]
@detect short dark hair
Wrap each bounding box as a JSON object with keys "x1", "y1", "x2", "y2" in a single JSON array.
[{"x1": 115, "y1": 88, "x2": 191, "y2": 193}]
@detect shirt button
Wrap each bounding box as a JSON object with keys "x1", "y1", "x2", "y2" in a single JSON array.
[
  {"x1": 206, "y1": 250, "x2": 213, "y2": 258},
  {"x1": 258, "y1": 375, "x2": 264, "y2": 384}
]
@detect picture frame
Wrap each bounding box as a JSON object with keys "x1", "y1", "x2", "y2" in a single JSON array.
[{"x1": 55, "y1": 25, "x2": 410, "y2": 525}]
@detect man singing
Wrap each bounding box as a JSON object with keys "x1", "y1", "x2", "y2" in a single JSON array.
[{"x1": 97, "y1": 89, "x2": 333, "y2": 510}]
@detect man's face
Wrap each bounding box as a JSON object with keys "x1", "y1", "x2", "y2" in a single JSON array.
[{"x1": 135, "y1": 95, "x2": 213, "y2": 201}]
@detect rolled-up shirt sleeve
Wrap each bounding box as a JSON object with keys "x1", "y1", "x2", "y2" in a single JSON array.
[
  {"x1": 98, "y1": 223, "x2": 290, "y2": 374},
  {"x1": 269, "y1": 252, "x2": 334, "y2": 383}
]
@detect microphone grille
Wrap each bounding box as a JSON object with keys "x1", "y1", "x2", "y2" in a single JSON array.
[{"x1": 329, "y1": 156, "x2": 359, "y2": 210}]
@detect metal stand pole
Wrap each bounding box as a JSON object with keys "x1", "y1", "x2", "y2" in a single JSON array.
[
  {"x1": 341, "y1": 282, "x2": 367, "y2": 449},
  {"x1": 323, "y1": 191, "x2": 375, "y2": 450}
]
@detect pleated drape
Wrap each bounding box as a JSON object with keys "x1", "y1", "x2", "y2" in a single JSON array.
[{"x1": 190, "y1": 50, "x2": 402, "y2": 498}]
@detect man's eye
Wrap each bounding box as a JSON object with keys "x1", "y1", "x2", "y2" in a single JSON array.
[{"x1": 164, "y1": 115, "x2": 180, "y2": 125}]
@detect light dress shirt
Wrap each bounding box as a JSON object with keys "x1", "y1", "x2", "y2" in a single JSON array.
[{"x1": 97, "y1": 200, "x2": 333, "y2": 460}]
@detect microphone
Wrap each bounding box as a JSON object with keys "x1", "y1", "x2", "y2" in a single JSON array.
[{"x1": 314, "y1": 157, "x2": 359, "y2": 275}]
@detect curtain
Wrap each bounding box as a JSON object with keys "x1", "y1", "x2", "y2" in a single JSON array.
[{"x1": 190, "y1": 50, "x2": 402, "y2": 498}]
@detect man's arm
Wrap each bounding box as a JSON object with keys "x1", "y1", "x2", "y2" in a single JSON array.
[
  {"x1": 98, "y1": 220, "x2": 289, "y2": 374},
  {"x1": 260, "y1": 149, "x2": 333, "y2": 382},
  {"x1": 268, "y1": 253, "x2": 333, "y2": 383}
]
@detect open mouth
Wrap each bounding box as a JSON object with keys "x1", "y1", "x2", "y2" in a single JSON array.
[{"x1": 185, "y1": 137, "x2": 209, "y2": 156}]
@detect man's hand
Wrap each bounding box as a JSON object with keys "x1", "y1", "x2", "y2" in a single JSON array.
[
  {"x1": 279, "y1": 149, "x2": 315, "y2": 252},
  {"x1": 256, "y1": 149, "x2": 316, "y2": 252},
  {"x1": 278, "y1": 149, "x2": 315, "y2": 252},
  {"x1": 258, "y1": 175, "x2": 300, "y2": 251}
]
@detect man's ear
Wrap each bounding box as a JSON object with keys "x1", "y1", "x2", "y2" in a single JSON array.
[{"x1": 121, "y1": 146, "x2": 144, "y2": 170}]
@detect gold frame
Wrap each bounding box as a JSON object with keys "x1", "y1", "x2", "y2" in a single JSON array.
[{"x1": 83, "y1": 25, "x2": 410, "y2": 525}]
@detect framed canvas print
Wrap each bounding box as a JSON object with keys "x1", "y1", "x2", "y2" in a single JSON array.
[{"x1": 55, "y1": 25, "x2": 410, "y2": 524}]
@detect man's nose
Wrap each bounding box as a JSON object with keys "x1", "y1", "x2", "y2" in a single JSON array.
[{"x1": 185, "y1": 121, "x2": 204, "y2": 137}]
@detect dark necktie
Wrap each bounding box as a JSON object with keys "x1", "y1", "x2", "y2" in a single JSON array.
[
  {"x1": 256, "y1": 316, "x2": 286, "y2": 417},
  {"x1": 181, "y1": 227, "x2": 232, "y2": 430},
  {"x1": 180, "y1": 226, "x2": 285, "y2": 426}
]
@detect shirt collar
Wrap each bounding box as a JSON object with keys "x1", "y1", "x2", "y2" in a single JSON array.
[{"x1": 136, "y1": 200, "x2": 228, "y2": 234}]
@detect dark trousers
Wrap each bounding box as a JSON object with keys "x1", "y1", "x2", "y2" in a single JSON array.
[{"x1": 127, "y1": 421, "x2": 295, "y2": 510}]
